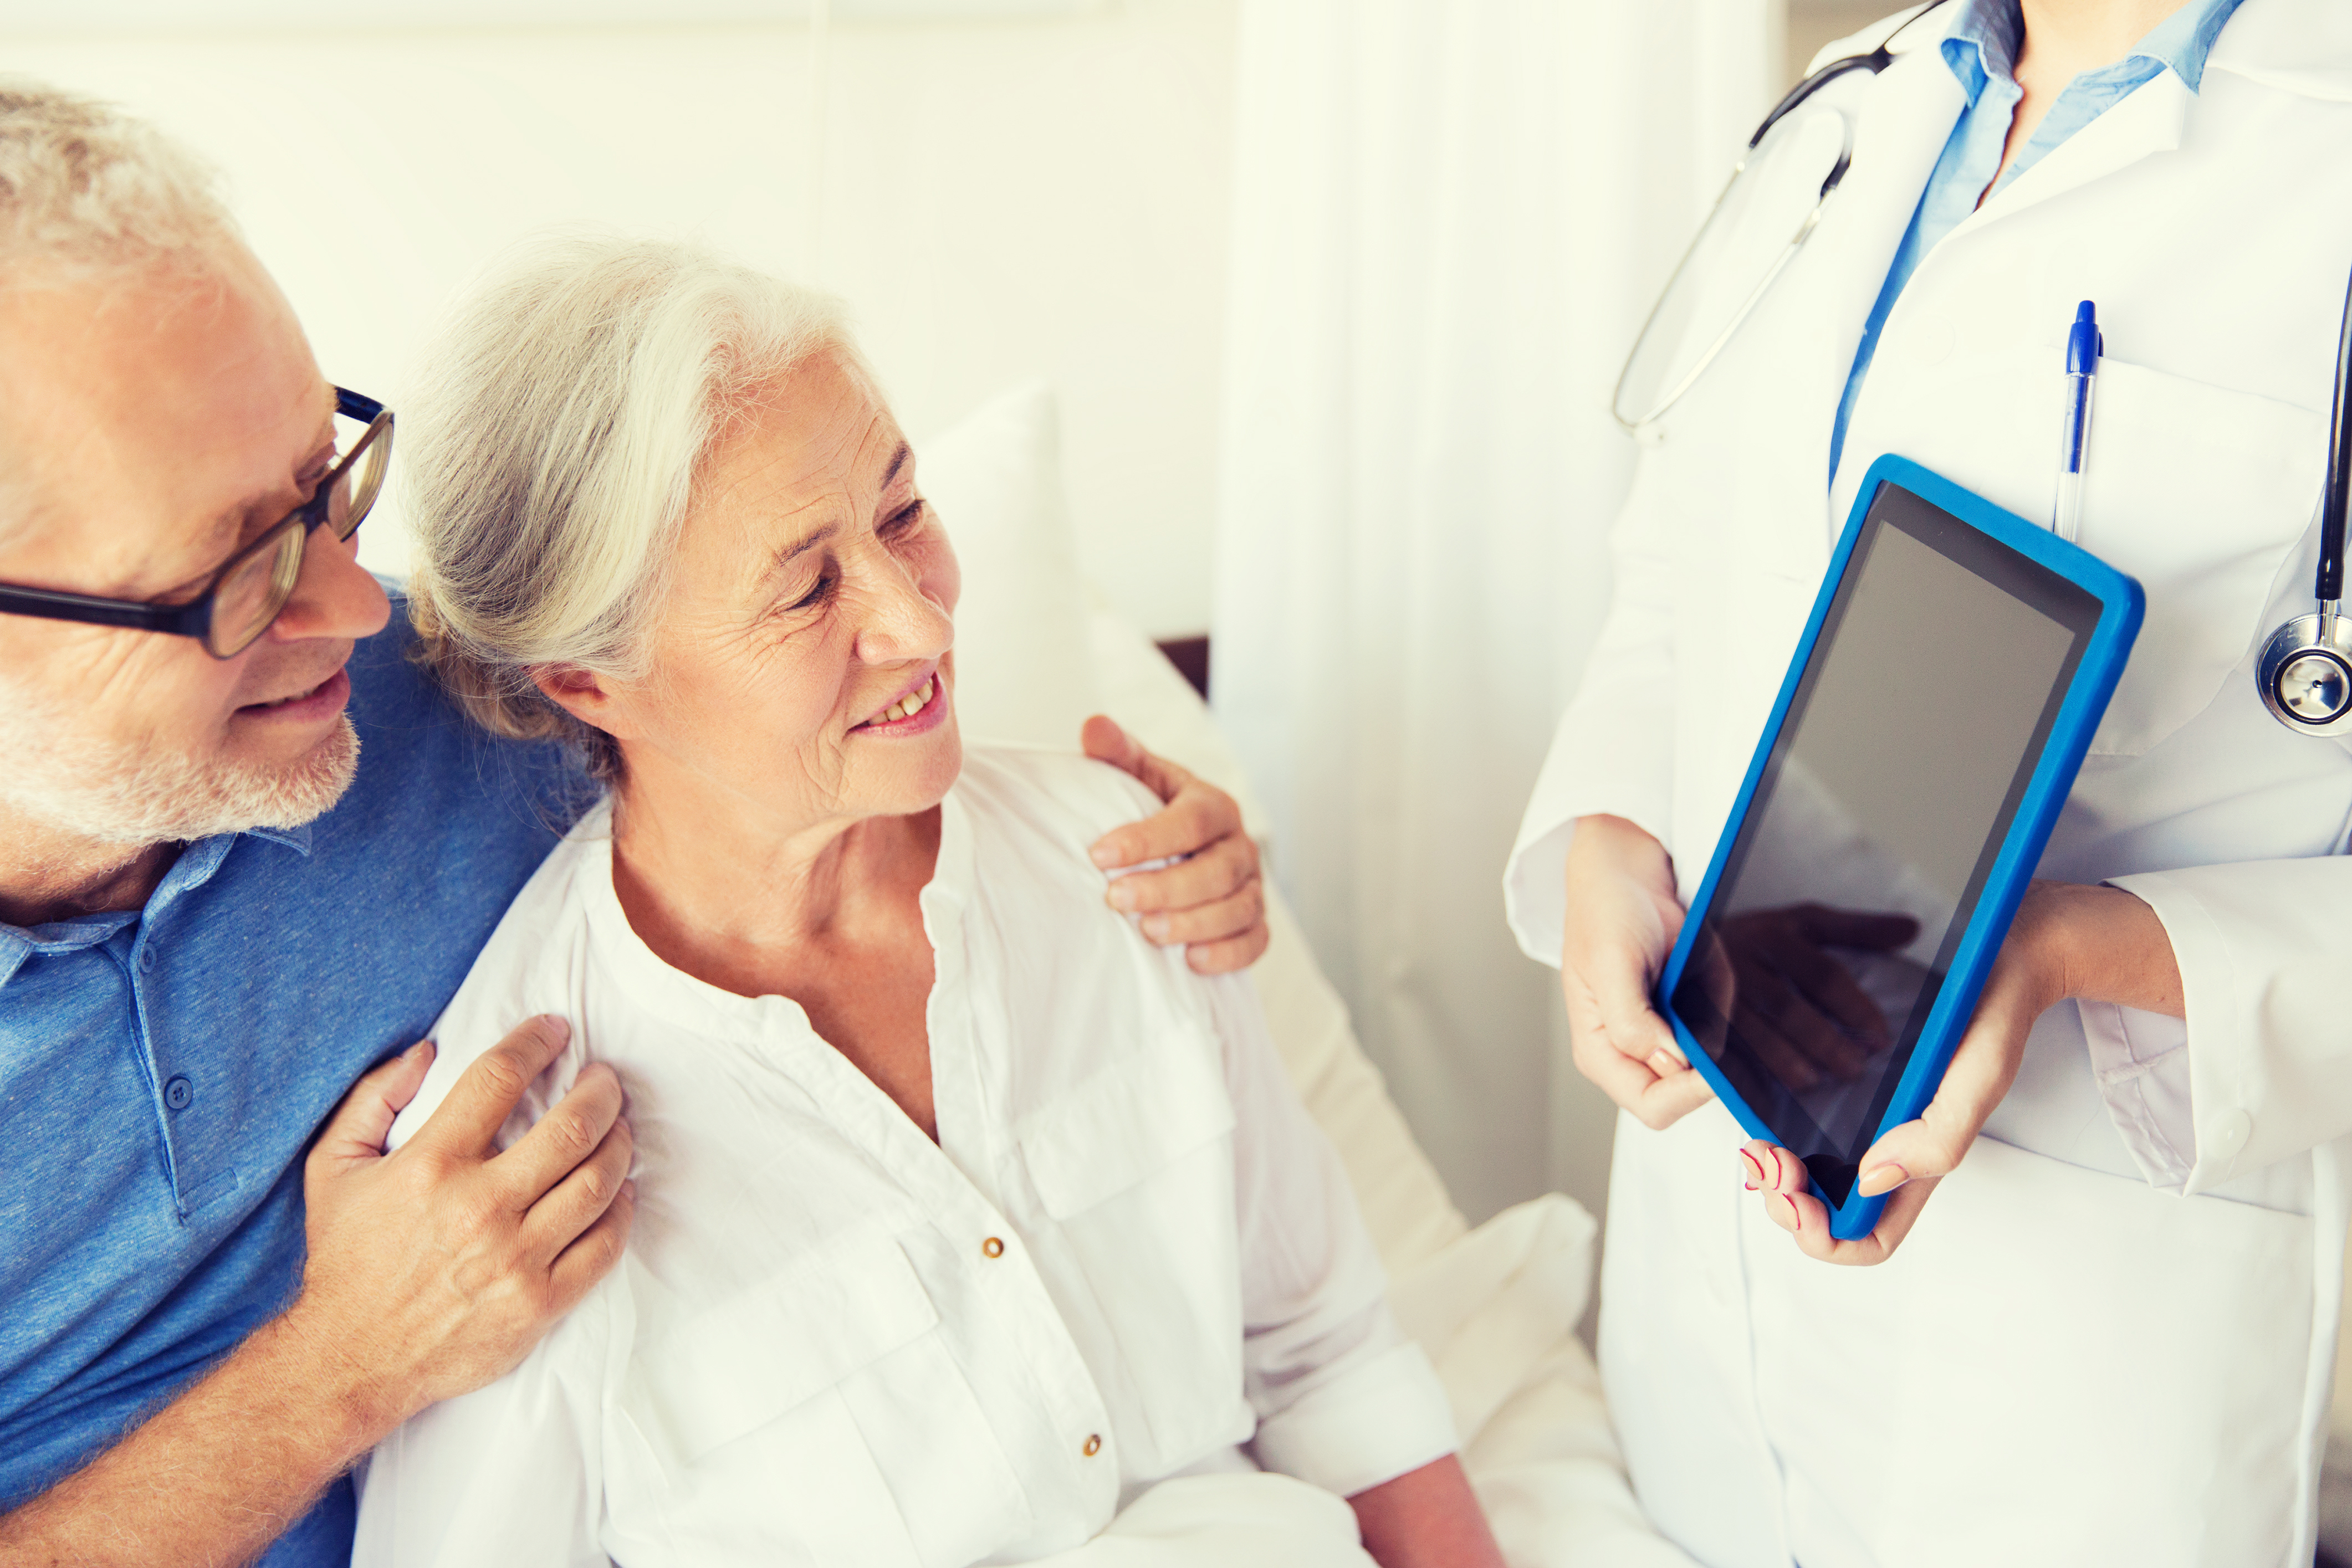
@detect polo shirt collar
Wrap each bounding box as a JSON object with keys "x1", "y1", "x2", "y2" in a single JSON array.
[
  {"x1": 245, "y1": 822, "x2": 315, "y2": 856},
  {"x1": 0, "y1": 822, "x2": 308, "y2": 988}
]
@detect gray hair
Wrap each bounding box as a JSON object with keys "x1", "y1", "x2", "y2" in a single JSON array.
[
  {"x1": 404, "y1": 233, "x2": 857, "y2": 778},
  {"x1": 0, "y1": 79, "x2": 233, "y2": 275},
  {"x1": 0, "y1": 81, "x2": 237, "y2": 544}
]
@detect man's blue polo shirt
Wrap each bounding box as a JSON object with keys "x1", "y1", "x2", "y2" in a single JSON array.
[{"x1": 0, "y1": 600, "x2": 582, "y2": 1565}]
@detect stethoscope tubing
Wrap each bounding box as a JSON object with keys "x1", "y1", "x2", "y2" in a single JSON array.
[
  {"x1": 1611, "y1": 1, "x2": 1950, "y2": 432},
  {"x1": 2318, "y1": 270, "x2": 2352, "y2": 605}
]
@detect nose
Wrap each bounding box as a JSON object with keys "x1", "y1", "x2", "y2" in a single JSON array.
[
  {"x1": 266, "y1": 522, "x2": 391, "y2": 645},
  {"x1": 850, "y1": 541, "x2": 954, "y2": 668}
]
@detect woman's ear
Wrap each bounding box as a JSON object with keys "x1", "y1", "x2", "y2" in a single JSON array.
[{"x1": 533, "y1": 664, "x2": 635, "y2": 740}]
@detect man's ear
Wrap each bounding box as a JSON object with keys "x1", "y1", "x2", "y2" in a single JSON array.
[{"x1": 533, "y1": 664, "x2": 635, "y2": 740}]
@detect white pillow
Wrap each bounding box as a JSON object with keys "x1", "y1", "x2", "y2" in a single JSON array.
[{"x1": 918, "y1": 381, "x2": 1101, "y2": 748}]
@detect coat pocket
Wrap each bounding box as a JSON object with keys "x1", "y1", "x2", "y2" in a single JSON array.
[{"x1": 2067, "y1": 357, "x2": 2323, "y2": 756}]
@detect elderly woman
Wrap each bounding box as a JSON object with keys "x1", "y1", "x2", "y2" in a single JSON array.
[{"x1": 347, "y1": 237, "x2": 1501, "y2": 1568}]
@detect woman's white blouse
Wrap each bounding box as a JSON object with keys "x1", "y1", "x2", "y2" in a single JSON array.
[{"x1": 352, "y1": 745, "x2": 1453, "y2": 1568}]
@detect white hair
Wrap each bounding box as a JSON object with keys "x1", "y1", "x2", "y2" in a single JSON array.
[
  {"x1": 0, "y1": 80, "x2": 237, "y2": 545},
  {"x1": 405, "y1": 233, "x2": 858, "y2": 777},
  {"x1": 0, "y1": 79, "x2": 232, "y2": 275}
]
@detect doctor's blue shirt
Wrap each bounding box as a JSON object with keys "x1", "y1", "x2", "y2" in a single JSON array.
[
  {"x1": 0, "y1": 602, "x2": 580, "y2": 1566},
  {"x1": 1828, "y1": 0, "x2": 2248, "y2": 480}
]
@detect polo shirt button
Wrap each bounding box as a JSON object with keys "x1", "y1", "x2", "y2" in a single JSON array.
[
  {"x1": 1082, "y1": 1434, "x2": 1102, "y2": 1458},
  {"x1": 137, "y1": 947, "x2": 156, "y2": 973},
  {"x1": 981, "y1": 1236, "x2": 1005, "y2": 1259},
  {"x1": 163, "y1": 1075, "x2": 193, "y2": 1112}
]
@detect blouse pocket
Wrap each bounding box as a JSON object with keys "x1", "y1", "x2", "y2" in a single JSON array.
[
  {"x1": 1019, "y1": 1027, "x2": 1236, "y2": 1218},
  {"x1": 1018, "y1": 1031, "x2": 1245, "y2": 1464},
  {"x1": 623, "y1": 1224, "x2": 1032, "y2": 1568},
  {"x1": 2067, "y1": 358, "x2": 2324, "y2": 757}
]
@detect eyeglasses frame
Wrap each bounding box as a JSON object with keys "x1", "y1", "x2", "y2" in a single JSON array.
[{"x1": 0, "y1": 387, "x2": 393, "y2": 659}]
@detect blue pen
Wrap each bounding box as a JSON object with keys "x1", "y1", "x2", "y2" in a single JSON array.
[{"x1": 2053, "y1": 300, "x2": 2102, "y2": 542}]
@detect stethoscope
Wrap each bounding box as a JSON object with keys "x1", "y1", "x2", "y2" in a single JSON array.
[
  {"x1": 1612, "y1": 0, "x2": 1952, "y2": 431},
  {"x1": 2254, "y1": 274, "x2": 2352, "y2": 735}
]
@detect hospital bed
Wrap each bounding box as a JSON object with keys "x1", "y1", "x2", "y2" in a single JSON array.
[{"x1": 925, "y1": 383, "x2": 1695, "y2": 1566}]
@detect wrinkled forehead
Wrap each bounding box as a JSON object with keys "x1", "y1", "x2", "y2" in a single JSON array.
[
  {"x1": 0, "y1": 245, "x2": 330, "y2": 574},
  {"x1": 701, "y1": 351, "x2": 909, "y2": 525}
]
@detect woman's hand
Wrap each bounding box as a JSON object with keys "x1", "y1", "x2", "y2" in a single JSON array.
[
  {"x1": 1741, "y1": 879, "x2": 2182, "y2": 1264},
  {"x1": 1081, "y1": 715, "x2": 1270, "y2": 974},
  {"x1": 1561, "y1": 814, "x2": 1716, "y2": 1129}
]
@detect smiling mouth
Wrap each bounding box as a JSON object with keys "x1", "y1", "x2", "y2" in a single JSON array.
[
  {"x1": 855, "y1": 673, "x2": 939, "y2": 730},
  {"x1": 239, "y1": 669, "x2": 342, "y2": 714}
]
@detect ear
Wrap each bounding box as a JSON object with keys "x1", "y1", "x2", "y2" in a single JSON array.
[{"x1": 532, "y1": 664, "x2": 637, "y2": 741}]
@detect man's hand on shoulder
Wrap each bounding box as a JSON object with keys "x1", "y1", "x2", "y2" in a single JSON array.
[
  {"x1": 1081, "y1": 715, "x2": 1270, "y2": 975},
  {"x1": 290, "y1": 1015, "x2": 636, "y2": 1431}
]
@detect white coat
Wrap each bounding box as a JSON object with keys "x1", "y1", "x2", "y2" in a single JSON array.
[{"x1": 1504, "y1": 3, "x2": 2352, "y2": 1564}]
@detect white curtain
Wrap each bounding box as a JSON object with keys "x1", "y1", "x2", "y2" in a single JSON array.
[{"x1": 1212, "y1": 0, "x2": 1780, "y2": 1225}]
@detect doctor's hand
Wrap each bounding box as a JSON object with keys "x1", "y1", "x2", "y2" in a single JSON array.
[
  {"x1": 1082, "y1": 714, "x2": 1270, "y2": 974},
  {"x1": 1742, "y1": 880, "x2": 2183, "y2": 1265},
  {"x1": 1561, "y1": 813, "x2": 1716, "y2": 1129}
]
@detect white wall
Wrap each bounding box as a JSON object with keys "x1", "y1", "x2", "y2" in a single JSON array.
[{"x1": 0, "y1": 1, "x2": 1236, "y2": 638}]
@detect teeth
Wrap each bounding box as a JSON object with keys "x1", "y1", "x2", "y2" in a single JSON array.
[{"x1": 880, "y1": 677, "x2": 935, "y2": 724}]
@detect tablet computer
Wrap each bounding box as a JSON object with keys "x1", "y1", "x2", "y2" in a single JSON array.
[{"x1": 1655, "y1": 454, "x2": 2144, "y2": 1241}]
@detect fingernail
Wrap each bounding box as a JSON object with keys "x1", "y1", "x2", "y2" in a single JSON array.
[
  {"x1": 1784, "y1": 1194, "x2": 1802, "y2": 1231},
  {"x1": 1649, "y1": 1049, "x2": 1678, "y2": 1075},
  {"x1": 1090, "y1": 842, "x2": 1119, "y2": 868},
  {"x1": 406, "y1": 1039, "x2": 433, "y2": 1059},
  {"x1": 540, "y1": 1016, "x2": 571, "y2": 1043},
  {"x1": 1107, "y1": 882, "x2": 1137, "y2": 911},
  {"x1": 1738, "y1": 1149, "x2": 1764, "y2": 1190},
  {"x1": 1142, "y1": 915, "x2": 1170, "y2": 941},
  {"x1": 1857, "y1": 1162, "x2": 1910, "y2": 1197}
]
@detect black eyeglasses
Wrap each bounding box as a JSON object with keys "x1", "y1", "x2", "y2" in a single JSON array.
[{"x1": 0, "y1": 387, "x2": 394, "y2": 659}]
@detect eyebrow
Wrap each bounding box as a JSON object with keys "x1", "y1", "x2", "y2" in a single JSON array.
[
  {"x1": 776, "y1": 521, "x2": 842, "y2": 564},
  {"x1": 158, "y1": 428, "x2": 341, "y2": 594},
  {"x1": 753, "y1": 442, "x2": 914, "y2": 584}
]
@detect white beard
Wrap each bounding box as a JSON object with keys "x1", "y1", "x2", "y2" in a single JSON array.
[{"x1": 0, "y1": 686, "x2": 361, "y2": 848}]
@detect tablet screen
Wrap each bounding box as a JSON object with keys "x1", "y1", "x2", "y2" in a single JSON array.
[{"x1": 1668, "y1": 480, "x2": 2103, "y2": 1203}]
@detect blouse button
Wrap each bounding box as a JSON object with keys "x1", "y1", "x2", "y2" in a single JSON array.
[
  {"x1": 1082, "y1": 1434, "x2": 1102, "y2": 1458},
  {"x1": 981, "y1": 1236, "x2": 1005, "y2": 1258}
]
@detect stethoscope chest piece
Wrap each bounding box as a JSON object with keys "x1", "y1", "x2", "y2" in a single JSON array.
[
  {"x1": 2252, "y1": 267, "x2": 2352, "y2": 736},
  {"x1": 2258, "y1": 611, "x2": 2352, "y2": 732}
]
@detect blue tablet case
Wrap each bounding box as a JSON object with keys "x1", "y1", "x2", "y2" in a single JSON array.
[{"x1": 1655, "y1": 455, "x2": 2144, "y2": 1241}]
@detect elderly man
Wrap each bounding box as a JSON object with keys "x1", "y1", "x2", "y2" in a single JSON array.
[{"x1": 0, "y1": 83, "x2": 1269, "y2": 1568}]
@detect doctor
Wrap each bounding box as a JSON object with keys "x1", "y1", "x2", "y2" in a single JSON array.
[{"x1": 1506, "y1": 1, "x2": 2352, "y2": 1564}]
